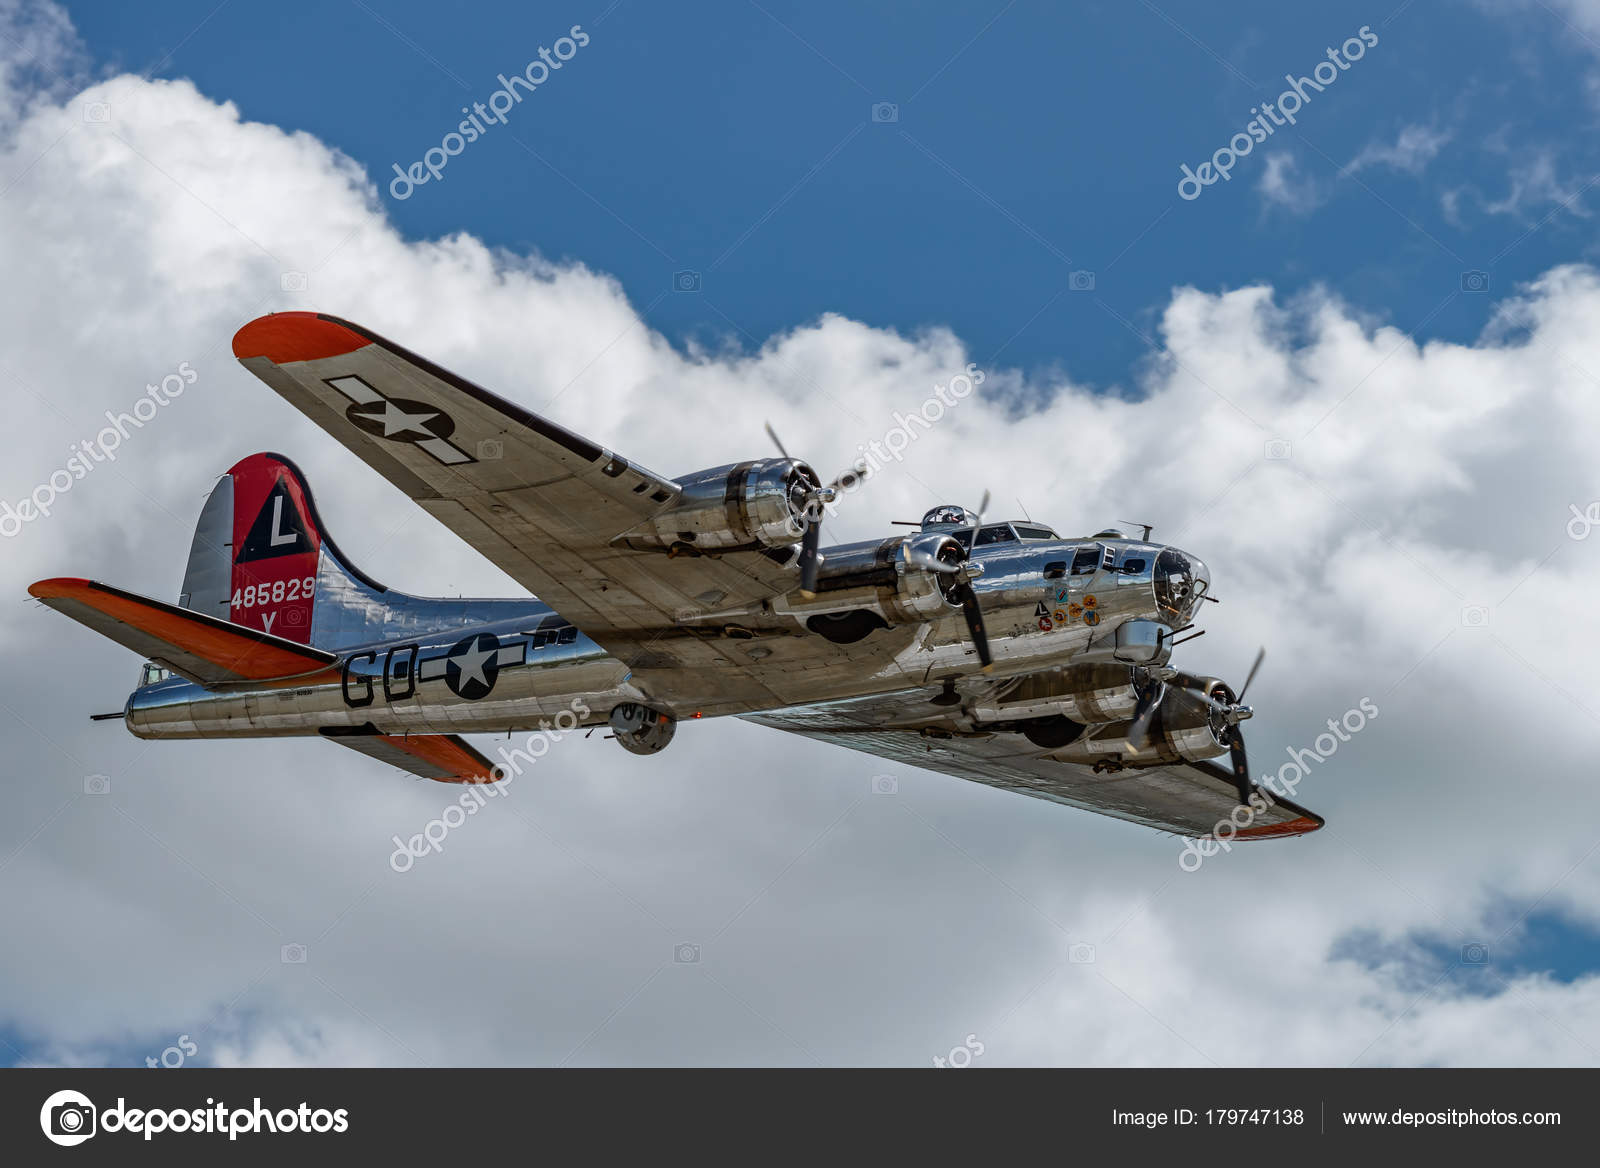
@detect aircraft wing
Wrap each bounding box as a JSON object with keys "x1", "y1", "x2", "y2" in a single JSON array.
[
  {"x1": 232, "y1": 312, "x2": 800, "y2": 637},
  {"x1": 321, "y1": 726, "x2": 499, "y2": 784},
  {"x1": 743, "y1": 694, "x2": 1324, "y2": 840}
]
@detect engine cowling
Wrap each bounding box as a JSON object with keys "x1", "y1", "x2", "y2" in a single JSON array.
[
  {"x1": 989, "y1": 664, "x2": 1142, "y2": 724},
  {"x1": 786, "y1": 532, "x2": 965, "y2": 643},
  {"x1": 617, "y1": 459, "x2": 815, "y2": 552},
  {"x1": 1037, "y1": 681, "x2": 1231, "y2": 767}
]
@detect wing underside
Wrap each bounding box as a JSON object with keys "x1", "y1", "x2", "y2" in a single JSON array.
[
  {"x1": 744, "y1": 695, "x2": 1324, "y2": 839},
  {"x1": 320, "y1": 726, "x2": 499, "y2": 784}
]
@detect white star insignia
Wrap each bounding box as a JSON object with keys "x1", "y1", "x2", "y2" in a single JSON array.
[
  {"x1": 451, "y1": 639, "x2": 497, "y2": 689},
  {"x1": 364, "y1": 400, "x2": 439, "y2": 439}
]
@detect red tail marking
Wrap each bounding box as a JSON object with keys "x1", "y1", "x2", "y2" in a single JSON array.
[{"x1": 227, "y1": 454, "x2": 321, "y2": 643}]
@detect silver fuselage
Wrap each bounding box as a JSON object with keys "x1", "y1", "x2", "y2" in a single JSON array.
[{"x1": 124, "y1": 535, "x2": 1208, "y2": 740}]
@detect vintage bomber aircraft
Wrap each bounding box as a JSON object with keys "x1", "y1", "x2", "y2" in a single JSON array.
[{"x1": 29, "y1": 312, "x2": 1322, "y2": 840}]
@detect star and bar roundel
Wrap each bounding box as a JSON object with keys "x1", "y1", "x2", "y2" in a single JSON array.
[{"x1": 324, "y1": 374, "x2": 475, "y2": 465}]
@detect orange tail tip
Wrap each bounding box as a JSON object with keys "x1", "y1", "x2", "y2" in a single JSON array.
[{"x1": 231, "y1": 312, "x2": 371, "y2": 364}]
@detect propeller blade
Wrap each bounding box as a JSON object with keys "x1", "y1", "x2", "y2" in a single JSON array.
[
  {"x1": 797, "y1": 519, "x2": 823, "y2": 595},
  {"x1": 1228, "y1": 727, "x2": 1249, "y2": 791},
  {"x1": 828, "y1": 461, "x2": 870, "y2": 494},
  {"x1": 1125, "y1": 677, "x2": 1165, "y2": 747},
  {"x1": 952, "y1": 580, "x2": 993, "y2": 670},
  {"x1": 1237, "y1": 647, "x2": 1265, "y2": 702},
  {"x1": 763, "y1": 421, "x2": 791, "y2": 462}
]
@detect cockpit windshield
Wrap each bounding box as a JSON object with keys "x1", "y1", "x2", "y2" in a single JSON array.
[{"x1": 137, "y1": 662, "x2": 171, "y2": 688}]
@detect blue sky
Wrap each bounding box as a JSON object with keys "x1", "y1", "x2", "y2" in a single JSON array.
[{"x1": 63, "y1": 0, "x2": 1600, "y2": 387}]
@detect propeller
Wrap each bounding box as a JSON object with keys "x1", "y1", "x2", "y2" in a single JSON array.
[
  {"x1": 1127, "y1": 648, "x2": 1263, "y2": 803},
  {"x1": 1124, "y1": 670, "x2": 1166, "y2": 749},
  {"x1": 1182, "y1": 647, "x2": 1263, "y2": 803},
  {"x1": 900, "y1": 490, "x2": 994, "y2": 671},
  {"x1": 764, "y1": 422, "x2": 869, "y2": 596}
]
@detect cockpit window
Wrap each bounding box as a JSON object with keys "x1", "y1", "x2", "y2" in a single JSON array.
[
  {"x1": 139, "y1": 662, "x2": 171, "y2": 687},
  {"x1": 973, "y1": 524, "x2": 1018, "y2": 547},
  {"x1": 1014, "y1": 524, "x2": 1058, "y2": 540}
]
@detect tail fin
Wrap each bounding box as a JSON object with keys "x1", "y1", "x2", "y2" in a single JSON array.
[
  {"x1": 179, "y1": 452, "x2": 396, "y2": 649},
  {"x1": 179, "y1": 452, "x2": 535, "y2": 651}
]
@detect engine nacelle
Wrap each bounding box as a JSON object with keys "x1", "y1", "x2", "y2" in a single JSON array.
[
  {"x1": 987, "y1": 664, "x2": 1142, "y2": 724},
  {"x1": 616, "y1": 459, "x2": 814, "y2": 552},
  {"x1": 785, "y1": 532, "x2": 964, "y2": 642},
  {"x1": 1039, "y1": 682, "x2": 1231, "y2": 767}
]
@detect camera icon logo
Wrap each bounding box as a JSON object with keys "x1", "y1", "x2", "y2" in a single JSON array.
[
  {"x1": 674, "y1": 942, "x2": 700, "y2": 964},
  {"x1": 281, "y1": 943, "x2": 307, "y2": 964},
  {"x1": 1069, "y1": 942, "x2": 1096, "y2": 964},
  {"x1": 84, "y1": 774, "x2": 110, "y2": 795},
  {"x1": 40, "y1": 1090, "x2": 97, "y2": 1146},
  {"x1": 83, "y1": 101, "x2": 110, "y2": 124},
  {"x1": 476, "y1": 438, "x2": 504, "y2": 461},
  {"x1": 871, "y1": 102, "x2": 899, "y2": 123},
  {"x1": 1461, "y1": 605, "x2": 1490, "y2": 628},
  {"x1": 673, "y1": 269, "x2": 701, "y2": 292},
  {"x1": 1460, "y1": 270, "x2": 1490, "y2": 293},
  {"x1": 1461, "y1": 942, "x2": 1489, "y2": 965},
  {"x1": 871, "y1": 774, "x2": 898, "y2": 795},
  {"x1": 280, "y1": 271, "x2": 308, "y2": 292},
  {"x1": 1264, "y1": 439, "x2": 1292, "y2": 460},
  {"x1": 1068, "y1": 270, "x2": 1096, "y2": 292}
]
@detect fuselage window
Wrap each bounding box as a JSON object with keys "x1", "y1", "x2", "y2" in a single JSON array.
[
  {"x1": 1121, "y1": 557, "x2": 1147, "y2": 574},
  {"x1": 1069, "y1": 546, "x2": 1101, "y2": 575}
]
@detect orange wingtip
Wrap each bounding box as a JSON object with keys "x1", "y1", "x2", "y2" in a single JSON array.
[
  {"x1": 1233, "y1": 815, "x2": 1324, "y2": 840},
  {"x1": 28, "y1": 576, "x2": 91, "y2": 600},
  {"x1": 231, "y1": 312, "x2": 371, "y2": 363}
]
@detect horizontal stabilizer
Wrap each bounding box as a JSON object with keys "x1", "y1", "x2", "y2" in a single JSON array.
[
  {"x1": 321, "y1": 725, "x2": 500, "y2": 784},
  {"x1": 29, "y1": 577, "x2": 338, "y2": 688}
]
